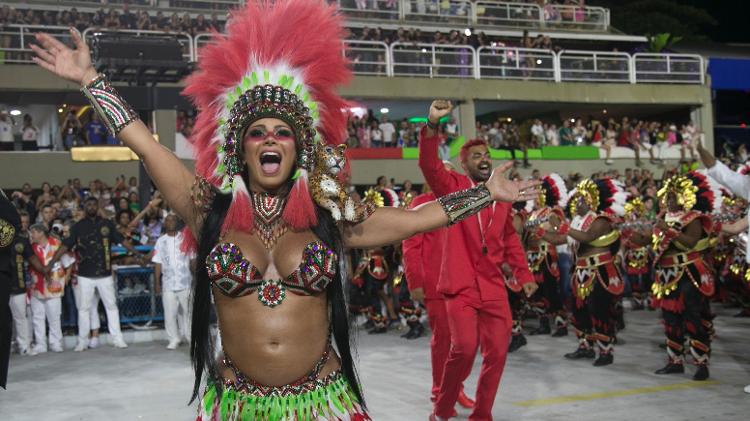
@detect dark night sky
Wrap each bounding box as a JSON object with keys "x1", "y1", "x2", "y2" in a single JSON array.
[{"x1": 591, "y1": 0, "x2": 750, "y2": 43}]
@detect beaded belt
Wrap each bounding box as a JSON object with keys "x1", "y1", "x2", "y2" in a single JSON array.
[
  {"x1": 575, "y1": 251, "x2": 614, "y2": 269},
  {"x1": 658, "y1": 251, "x2": 700, "y2": 268},
  {"x1": 222, "y1": 340, "x2": 333, "y2": 397}
]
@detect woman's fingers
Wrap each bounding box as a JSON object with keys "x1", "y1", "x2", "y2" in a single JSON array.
[
  {"x1": 35, "y1": 32, "x2": 68, "y2": 53},
  {"x1": 30, "y1": 44, "x2": 55, "y2": 64},
  {"x1": 69, "y1": 27, "x2": 87, "y2": 51},
  {"x1": 31, "y1": 56, "x2": 56, "y2": 73}
]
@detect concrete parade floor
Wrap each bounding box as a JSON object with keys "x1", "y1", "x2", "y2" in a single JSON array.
[{"x1": 1, "y1": 306, "x2": 748, "y2": 420}]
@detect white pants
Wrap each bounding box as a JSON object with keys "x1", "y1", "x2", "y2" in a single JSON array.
[
  {"x1": 9, "y1": 293, "x2": 31, "y2": 351},
  {"x1": 73, "y1": 282, "x2": 101, "y2": 332},
  {"x1": 30, "y1": 295, "x2": 62, "y2": 349},
  {"x1": 163, "y1": 288, "x2": 190, "y2": 344},
  {"x1": 77, "y1": 275, "x2": 123, "y2": 343}
]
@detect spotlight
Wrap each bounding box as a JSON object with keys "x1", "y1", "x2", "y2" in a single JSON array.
[
  {"x1": 380, "y1": 107, "x2": 389, "y2": 114},
  {"x1": 570, "y1": 118, "x2": 576, "y2": 123},
  {"x1": 9, "y1": 109, "x2": 22, "y2": 116},
  {"x1": 603, "y1": 109, "x2": 607, "y2": 114},
  {"x1": 464, "y1": 28, "x2": 472, "y2": 37},
  {"x1": 421, "y1": 48, "x2": 427, "y2": 53},
  {"x1": 507, "y1": 117, "x2": 512, "y2": 122},
  {"x1": 58, "y1": 108, "x2": 64, "y2": 113},
  {"x1": 536, "y1": 59, "x2": 542, "y2": 64}
]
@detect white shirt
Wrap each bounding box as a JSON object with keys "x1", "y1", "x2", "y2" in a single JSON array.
[
  {"x1": 0, "y1": 120, "x2": 13, "y2": 142},
  {"x1": 151, "y1": 232, "x2": 194, "y2": 291},
  {"x1": 379, "y1": 122, "x2": 395, "y2": 144},
  {"x1": 22, "y1": 126, "x2": 39, "y2": 142},
  {"x1": 706, "y1": 160, "x2": 750, "y2": 262}
]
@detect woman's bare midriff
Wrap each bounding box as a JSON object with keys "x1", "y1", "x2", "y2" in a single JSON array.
[{"x1": 213, "y1": 229, "x2": 339, "y2": 387}]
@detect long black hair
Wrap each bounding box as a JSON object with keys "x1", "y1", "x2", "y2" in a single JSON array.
[{"x1": 188, "y1": 182, "x2": 364, "y2": 406}]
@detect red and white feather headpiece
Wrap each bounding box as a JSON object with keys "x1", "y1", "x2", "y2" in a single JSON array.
[{"x1": 182, "y1": 0, "x2": 350, "y2": 233}]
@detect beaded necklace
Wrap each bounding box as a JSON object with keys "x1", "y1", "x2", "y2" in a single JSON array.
[{"x1": 251, "y1": 191, "x2": 288, "y2": 250}]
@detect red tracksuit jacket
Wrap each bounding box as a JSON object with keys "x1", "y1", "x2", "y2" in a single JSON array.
[
  {"x1": 402, "y1": 192, "x2": 446, "y2": 300},
  {"x1": 418, "y1": 128, "x2": 534, "y2": 300}
]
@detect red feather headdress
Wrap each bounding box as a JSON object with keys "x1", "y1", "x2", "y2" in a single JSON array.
[{"x1": 182, "y1": 0, "x2": 351, "y2": 234}]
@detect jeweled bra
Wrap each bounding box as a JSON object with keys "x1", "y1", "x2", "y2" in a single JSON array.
[
  {"x1": 205, "y1": 191, "x2": 337, "y2": 307},
  {"x1": 206, "y1": 240, "x2": 337, "y2": 307}
]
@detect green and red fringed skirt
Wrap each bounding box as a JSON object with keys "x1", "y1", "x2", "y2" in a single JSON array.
[{"x1": 197, "y1": 370, "x2": 371, "y2": 421}]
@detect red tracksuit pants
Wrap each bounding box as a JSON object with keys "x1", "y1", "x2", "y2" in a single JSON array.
[
  {"x1": 425, "y1": 298, "x2": 450, "y2": 399},
  {"x1": 435, "y1": 288, "x2": 512, "y2": 420}
]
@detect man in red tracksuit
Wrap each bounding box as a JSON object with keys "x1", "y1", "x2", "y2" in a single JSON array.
[
  {"x1": 403, "y1": 178, "x2": 475, "y2": 414},
  {"x1": 420, "y1": 100, "x2": 537, "y2": 421}
]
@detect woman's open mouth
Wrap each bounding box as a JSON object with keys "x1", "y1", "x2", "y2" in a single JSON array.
[{"x1": 259, "y1": 151, "x2": 282, "y2": 176}]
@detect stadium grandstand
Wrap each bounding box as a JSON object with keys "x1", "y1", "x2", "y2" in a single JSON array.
[{"x1": 2, "y1": 1, "x2": 750, "y2": 420}]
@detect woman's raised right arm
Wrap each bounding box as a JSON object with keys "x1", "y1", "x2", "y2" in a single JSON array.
[{"x1": 31, "y1": 29, "x2": 197, "y2": 228}]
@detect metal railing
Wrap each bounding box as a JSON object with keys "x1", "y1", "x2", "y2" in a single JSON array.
[
  {"x1": 0, "y1": 24, "x2": 73, "y2": 64},
  {"x1": 542, "y1": 4, "x2": 609, "y2": 31},
  {"x1": 477, "y1": 46, "x2": 555, "y2": 81},
  {"x1": 633, "y1": 53, "x2": 705, "y2": 84},
  {"x1": 335, "y1": 0, "x2": 610, "y2": 31},
  {"x1": 402, "y1": 0, "x2": 472, "y2": 25},
  {"x1": 16, "y1": 0, "x2": 243, "y2": 11},
  {"x1": 336, "y1": 0, "x2": 401, "y2": 20},
  {"x1": 345, "y1": 40, "x2": 391, "y2": 76},
  {"x1": 558, "y1": 50, "x2": 631, "y2": 83},
  {"x1": 6, "y1": 0, "x2": 609, "y2": 31},
  {"x1": 475, "y1": 1, "x2": 541, "y2": 28},
  {"x1": 390, "y1": 42, "x2": 476, "y2": 78},
  {"x1": 82, "y1": 27, "x2": 195, "y2": 62},
  {"x1": 0, "y1": 25, "x2": 704, "y2": 85},
  {"x1": 193, "y1": 32, "x2": 214, "y2": 60}
]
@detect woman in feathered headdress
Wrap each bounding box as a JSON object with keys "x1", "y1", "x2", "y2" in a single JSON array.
[
  {"x1": 541, "y1": 177, "x2": 627, "y2": 367},
  {"x1": 652, "y1": 171, "x2": 721, "y2": 381},
  {"x1": 521, "y1": 173, "x2": 569, "y2": 339},
  {"x1": 31, "y1": 1, "x2": 540, "y2": 418}
]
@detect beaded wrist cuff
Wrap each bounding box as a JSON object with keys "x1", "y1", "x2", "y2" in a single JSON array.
[
  {"x1": 437, "y1": 184, "x2": 492, "y2": 225},
  {"x1": 80, "y1": 74, "x2": 138, "y2": 136}
]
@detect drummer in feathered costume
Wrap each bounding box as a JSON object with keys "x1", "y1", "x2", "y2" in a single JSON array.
[
  {"x1": 541, "y1": 178, "x2": 627, "y2": 367},
  {"x1": 30, "y1": 1, "x2": 542, "y2": 418},
  {"x1": 524, "y1": 173, "x2": 569, "y2": 338},
  {"x1": 620, "y1": 197, "x2": 654, "y2": 310},
  {"x1": 652, "y1": 171, "x2": 721, "y2": 381}
]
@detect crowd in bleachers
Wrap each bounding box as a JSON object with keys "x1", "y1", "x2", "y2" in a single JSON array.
[
  {"x1": 0, "y1": 3, "x2": 225, "y2": 34},
  {"x1": 342, "y1": 110, "x2": 701, "y2": 167}
]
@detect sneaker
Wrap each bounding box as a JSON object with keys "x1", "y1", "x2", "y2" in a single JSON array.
[
  {"x1": 593, "y1": 353, "x2": 613, "y2": 366},
  {"x1": 112, "y1": 338, "x2": 128, "y2": 349},
  {"x1": 655, "y1": 362, "x2": 685, "y2": 375},
  {"x1": 508, "y1": 334, "x2": 527, "y2": 353},
  {"x1": 693, "y1": 365, "x2": 709, "y2": 381},
  {"x1": 30, "y1": 345, "x2": 47, "y2": 356},
  {"x1": 74, "y1": 341, "x2": 87, "y2": 352},
  {"x1": 564, "y1": 347, "x2": 595, "y2": 359},
  {"x1": 166, "y1": 341, "x2": 180, "y2": 350},
  {"x1": 49, "y1": 344, "x2": 64, "y2": 353},
  {"x1": 88, "y1": 336, "x2": 99, "y2": 349},
  {"x1": 605, "y1": 159, "x2": 614, "y2": 165},
  {"x1": 744, "y1": 385, "x2": 750, "y2": 394}
]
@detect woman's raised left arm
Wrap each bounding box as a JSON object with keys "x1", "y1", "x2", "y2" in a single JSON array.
[{"x1": 344, "y1": 162, "x2": 540, "y2": 249}]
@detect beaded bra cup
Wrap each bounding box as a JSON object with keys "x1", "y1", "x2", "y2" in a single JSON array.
[{"x1": 206, "y1": 240, "x2": 337, "y2": 307}]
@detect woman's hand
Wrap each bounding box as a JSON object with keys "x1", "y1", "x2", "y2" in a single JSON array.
[
  {"x1": 31, "y1": 28, "x2": 98, "y2": 86},
  {"x1": 486, "y1": 162, "x2": 542, "y2": 203}
]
